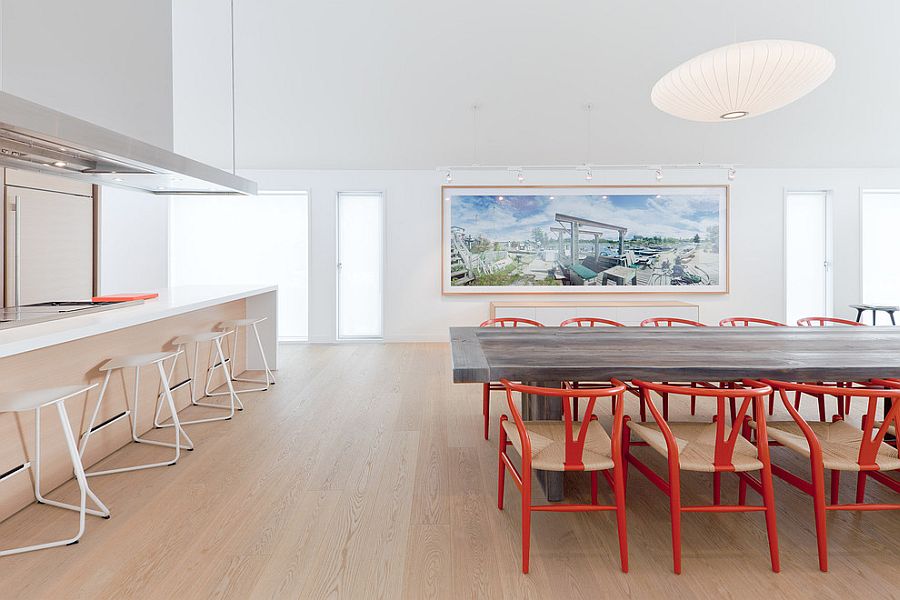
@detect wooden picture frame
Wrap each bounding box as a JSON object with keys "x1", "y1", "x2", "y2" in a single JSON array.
[{"x1": 441, "y1": 184, "x2": 729, "y2": 295}]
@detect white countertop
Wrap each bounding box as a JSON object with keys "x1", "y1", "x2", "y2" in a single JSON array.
[{"x1": 0, "y1": 285, "x2": 277, "y2": 359}]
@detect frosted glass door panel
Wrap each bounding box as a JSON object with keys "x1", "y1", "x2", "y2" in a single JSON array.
[
  {"x1": 861, "y1": 191, "x2": 900, "y2": 324},
  {"x1": 337, "y1": 193, "x2": 383, "y2": 339},
  {"x1": 785, "y1": 192, "x2": 830, "y2": 325}
]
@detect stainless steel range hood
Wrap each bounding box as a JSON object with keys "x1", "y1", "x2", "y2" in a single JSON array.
[{"x1": 0, "y1": 91, "x2": 257, "y2": 195}]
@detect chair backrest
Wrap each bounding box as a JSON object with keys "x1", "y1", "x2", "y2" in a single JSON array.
[
  {"x1": 796, "y1": 316, "x2": 864, "y2": 327},
  {"x1": 764, "y1": 379, "x2": 900, "y2": 468},
  {"x1": 500, "y1": 379, "x2": 626, "y2": 471},
  {"x1": 479, "y1": 317, "x2": 544, "y2": 328},
  {"x1": 632, "y1": 379, "x2": 773, "y2": 470},
  {"x1": 719, "y1": 317, "x2": 786, "y2": 327},
  {"x1": 640, "y1": 317, "x2": 706, "y2": 327},
  {"x1": 559, "y1": 317, "x2": 625, "y2": 328}
]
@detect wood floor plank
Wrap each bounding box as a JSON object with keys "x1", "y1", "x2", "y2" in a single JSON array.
[{"x1": 0, "y1": 343, "x2": 897, "y2": 600}]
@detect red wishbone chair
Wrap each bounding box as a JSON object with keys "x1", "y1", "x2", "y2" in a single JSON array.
[
  {"x1": 479, "y1": 318, "x2": 544, "y2": 440},
  {"x1": 797, "y1": 316, "x2": 865, "y2": 327},
  {"x1": 498, "y1": 379, "x2": 628, "y2": 574},
  {"x1": 719, "y1": 317, "x2": 787, "y2": 327},
  {"x1": 624, "y1": 379, "x2": 779, "y2": 574},
  {"x1": 758, "y1": 380, "x2": 900, "y2": 572},
  {"x1": 559, "y1": 317, "x2": 625, "y2": 328},
  {"x1": 639, "y1": 317, "x2": 707, "y2": 420},
  {"x1": 796, "y1": 317, "x2": 866, "y2": 417},
  {"x1": 719, "y1": 317, "x2": 786, "y2": 415},
  {"x1": 560, "y1": 317, "x2": 627, "y2": 413}
]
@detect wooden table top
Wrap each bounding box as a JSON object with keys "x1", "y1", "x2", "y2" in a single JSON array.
[{"x1": 450, "y1": 326, "x2": 900, "y2": 383}]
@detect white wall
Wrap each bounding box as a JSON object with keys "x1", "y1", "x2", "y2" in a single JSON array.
[
  {"x1": 0, "y1": 0, "x2": 174, "y2": 149},
  {"x1": 172, "y1": 0, "x2": 234, "y2": 169},
  {"x1": 98, "y1": 187, "x2": 169, "y2": 294},
  {"x1": 245, "y1": 167, "x2": 900, "y2": 343}
]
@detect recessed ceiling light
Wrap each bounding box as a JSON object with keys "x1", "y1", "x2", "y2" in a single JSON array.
[
  {"x1": 720, "y1": 111, "x2": 749, "y2": 120},
  {"x1": 52, "y1": 160, "x2": 67, "y2": 168},
  {"x1": 113, "y1": 177, "x2": 124, "y2": 182}
]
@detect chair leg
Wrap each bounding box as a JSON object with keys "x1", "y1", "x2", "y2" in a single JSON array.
[
  {"x1": 713, "y1": 472, "x2": 721, "y2": 505},
  {"x1": 521, "y1": 469, "x2": 532, "y2": 574},
  {"x1": 573, "y1": 397, "x2": 580, "y2": 421},
  {"x1": 760, "y1": 465, "x2": 781, "y2": 572},
  {"x1": 639, "y1": 397, "x2": 647, "y2": 422},
  {"x1": 810, "y1": 462, "x2": 829, "y2": 572},
  {"x1": 669, "y1": 474, "x2": 682, "y2": 574},
  {"x1": 483, "y1": 384, "x2": 490, "y2": 440},
  {"x1": 614, "y1": 464, "x2": 629, "y2": 573},
  {"x1": 498, "y1": 419, "x2": 507, "y2": 510},
  {"x1": 690, "y1": 397, "x2": 696, "y2": 415},
  {"x1": 856, "y1": 472, "x2": 867, "y2": 503},
  {"x1": 768, "y1": 392, "x2": 775, "y2": 416},
  {"x1": 622, "y1": 419, "x2": 631, "y2": 499},
  {"x1": 817, "y1": 395, "x2": 826, "y2": 422},
  {"x1": 662, "y1": 392, "x2": 669, "y2": 421},
  {"x1": 830, "y1": 470, "x2": 841, "y2": 505},
  {"x1": 591, "y1": 471, "x2": 599, "y2": 505}
]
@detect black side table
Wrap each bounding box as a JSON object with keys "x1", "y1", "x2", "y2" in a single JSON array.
[{"x1": 850, "y1": 304, "x2": 899, "y2": 325}]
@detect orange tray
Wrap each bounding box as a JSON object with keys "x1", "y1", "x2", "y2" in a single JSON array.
[{"x1": 92, "y1": 293, "x2": 159, "y2": 302}]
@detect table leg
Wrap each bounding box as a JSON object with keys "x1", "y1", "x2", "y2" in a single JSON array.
[
  {"x1": 873, "y1": 310, "x2": 877, "y2": 326},
  {"x1": 854, "y1": 307, "x2": 864, "y2": 323},
  {"x1": 522, "y1": 381, "x2": 564, "y2": 502}
]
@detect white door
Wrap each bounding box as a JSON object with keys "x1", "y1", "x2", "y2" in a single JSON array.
[
  {"x1": 337, "y1": 192, "x2": 383, "y2": 339},
  {"x1": 784, "y1": 191, "x2": 832, "y2": 325},
  {"x1": 861, "y1": 190, "x2": 900, "y2": 324}
]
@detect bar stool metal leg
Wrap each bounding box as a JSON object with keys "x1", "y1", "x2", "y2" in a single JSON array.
[
  {"x1": 210, "y1": 319, "x2": 275, "y2": 395},
  {"x1": 79, "y1": 352, "x2": 193, "y2": 477},
  {"x1": 0, "y1": 385, "x2": 109, "y2": 557},
  {"x1": 154, "y1": 335, "x2": 241, "y2": 427}
]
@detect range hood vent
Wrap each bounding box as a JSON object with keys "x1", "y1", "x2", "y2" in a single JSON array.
[{"x1": 0, "y1": 91, "x2": 256, "y2": 196}]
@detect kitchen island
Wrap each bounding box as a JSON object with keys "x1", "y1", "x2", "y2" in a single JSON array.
[{"x1": 0, "y1": 285, "x2": 277, "y2": 522}]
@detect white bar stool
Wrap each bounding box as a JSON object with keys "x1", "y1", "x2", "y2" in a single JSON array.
[
  {"x1": 0, "y1": 384, "x2": 110, "y2": 557},
  {"x1": 214, "y1": 318, "x2": 275, "y2": 395},
  {"x1": 153, "y1": 331, "x2": 241, "y2": 428},
  {"x1": 79, "y1": 351, "x2": 193, "y2": 477}
]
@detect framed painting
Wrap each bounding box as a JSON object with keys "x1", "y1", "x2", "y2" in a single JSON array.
[{"x1": 442, "y1": 185, "x2": 729, "y2": 294}]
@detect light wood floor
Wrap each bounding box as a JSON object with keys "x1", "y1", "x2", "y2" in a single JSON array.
[{"x1": 0, "y1": 343, "x2": 898, "y2": 599}]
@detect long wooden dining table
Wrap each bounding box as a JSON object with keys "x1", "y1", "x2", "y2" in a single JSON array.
[{"x1": 450, "y1": 325, "x2": 900, "y2": 501}]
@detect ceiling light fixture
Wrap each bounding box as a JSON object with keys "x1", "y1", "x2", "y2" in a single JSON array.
[
  {"x1": 445, "y1": 170, "x2": 452, "y2": 183},
  {"x1": 655, "y1": 168, "x2": 663, "y2": 181},
  {"x1": 52, "y1": 160, "x2": 67, "y2": 168},
  {"x1": 651, "y1": 40, "x2": 835, "y2": 122},
  {"x1": 727, "y1": 167, "x2": 736, "y2": 181},
  {"x1": 516, "y1": 170, "x2": 524, "y2": 183},
  {"x1": 113, "y1": 177, "x2": 124, "y2": 182},
  {"x1": 585, "y1": 168, "x2": 593, "y2": 181}
]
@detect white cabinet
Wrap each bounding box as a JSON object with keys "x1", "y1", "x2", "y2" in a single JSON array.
[{"x1": 491, "y1": 301, "x2": 701, "y2": 326}]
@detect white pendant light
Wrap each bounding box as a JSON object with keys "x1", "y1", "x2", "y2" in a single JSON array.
[{"x1": 651, "y1": 39, "x2": 835, "y2": 122}]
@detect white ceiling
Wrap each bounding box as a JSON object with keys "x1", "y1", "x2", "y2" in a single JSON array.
[{"x1": 231, "y1": 0, "x2": 900, "y2": 170}]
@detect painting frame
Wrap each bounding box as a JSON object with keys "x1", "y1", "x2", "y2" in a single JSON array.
[{"x1": 441, "y1": 184, "x2": 730, "y2": 295}]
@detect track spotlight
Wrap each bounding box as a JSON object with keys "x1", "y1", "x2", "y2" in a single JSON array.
[
  {"x1": 727, "y1": 167, "x2": 736, "y2": 181},
  {"x1": 516, "y1": 170, "x2": 525, "y2": 183},
  {"x1": 585, "y1": 169, "x2": 593, "y2": 181},
  {"x1": 445, "y1": 170, "x2": 452, "y2": 183},
  {"x1": 655, "y1": 168, "x2": 663, "y2": 181}
]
